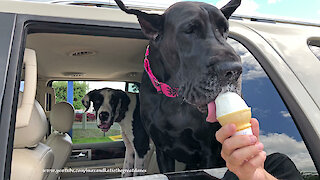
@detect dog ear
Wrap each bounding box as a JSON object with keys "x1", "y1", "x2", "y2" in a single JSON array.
[
  {"x1": 115, "y1": 0, "x2": 163, "y2": 40},
  {"x1": 220, "y1": 0, "x2": 241, "y2": 19},
  {"x1": 82, "y1": 94, "x2": 91, "y2": 112},
  {"x1": 82, "y1": 90, "x2": 99, "y2": 112},
  {"x1": 112, "y1": 90, "x2": 130, "y2": 122}
]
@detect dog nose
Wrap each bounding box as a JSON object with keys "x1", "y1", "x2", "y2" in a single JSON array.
[
  {"x1": 99, "y1": 112, "x2": 109, "y2": 121},
  {"x1": 214, "y1": 61, "x2": 242, "y2": 82}
]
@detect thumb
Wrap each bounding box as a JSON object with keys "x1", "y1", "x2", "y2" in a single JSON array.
[{"x1": 251, "y1": 118, "x2": 260, "y2": 140}]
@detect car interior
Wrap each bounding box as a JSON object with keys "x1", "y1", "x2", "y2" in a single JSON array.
[{"x1": 13, "y1": 29, "x2": 177, "y2": 180}]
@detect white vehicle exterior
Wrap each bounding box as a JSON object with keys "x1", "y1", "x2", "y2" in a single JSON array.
[{"x1": 0, "y1": 0, "x2": 319, "y2": 179}]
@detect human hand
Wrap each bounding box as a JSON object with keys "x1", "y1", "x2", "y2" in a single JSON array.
[{"x1": 216, "y1": 118, "x2": 277, "y2": 180}]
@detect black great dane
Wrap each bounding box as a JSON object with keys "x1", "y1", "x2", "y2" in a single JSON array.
[{"x1": 115, "y1": 0, "x2": 242, "y2": 173}]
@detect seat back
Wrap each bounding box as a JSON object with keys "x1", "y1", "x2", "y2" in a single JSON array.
[
  {"x1": 46, "y1": 102, "x2": 74, "y2": 180},
  {"x1": 11, "y1": 93, "x2": 54, "y2": 180},
  {"x1": 11, "y1": 49, "x2": 54, "y2": 180}
]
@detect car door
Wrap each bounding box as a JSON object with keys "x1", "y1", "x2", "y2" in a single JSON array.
[{"x1": 0, "y1": 12, "x2": 26, "y2": 180}]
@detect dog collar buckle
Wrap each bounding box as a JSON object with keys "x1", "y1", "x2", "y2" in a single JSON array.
[
  {"x1": 143, "y1": 46, "x2": 179, "y2": 98},
  {"x1": 154, "y1": 80, "x2": 160, "y2": 86}
]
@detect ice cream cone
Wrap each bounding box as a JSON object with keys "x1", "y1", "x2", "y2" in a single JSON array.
[
  {"x1": 215, "y1": 92, "x2": 253, "y2": 135},
  {"x1": 217, "y1": 108, "x2": 252, "y2": 135}
]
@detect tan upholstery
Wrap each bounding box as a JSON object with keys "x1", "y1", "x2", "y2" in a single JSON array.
[
  {"x1": 49, "y1": 102, "x2": 74, "y2": 133},
  {"x1": 11, "y1": 143, "x2": 54, "y2": 180},
  {"x1": 14, "y1": 94, "x2": 48, "y2": 148},
  {"x1": 46, "y1": 102, "x2": 74, "y2": 180},
  {"x1": 11, "y1": 93, "x2": 54, "y2": 180},
  {"x1": 16, "y1": 49, "x2": 37, "y2": 128}
]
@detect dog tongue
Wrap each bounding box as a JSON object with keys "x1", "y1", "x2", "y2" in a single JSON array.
[
  {"x1": 99, "y1": 124, "x2": 110, "y2": 132},
  {"x1": 206, "y1": 101, "x2": 218, "y2": 123},
  {"x1": 101, "y1": 128, "x2": 109, "y2": 132}
]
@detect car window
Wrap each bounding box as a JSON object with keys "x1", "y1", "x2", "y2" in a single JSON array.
[
  {"x1": 309, "y1": 43, "x2": 320, "y2": 61},
  {"x1": 228, "y1": 38, "x2": 319, "y2": 179},
  {"x1": 51, "y1": 81, "x2": 125, "y2": 144},
  {"x1": 127, "y1": 82, "x2": 140, "y2": 93},
  {"x1": 19, "y1": 81, "x2": 24, "y2": 92}
]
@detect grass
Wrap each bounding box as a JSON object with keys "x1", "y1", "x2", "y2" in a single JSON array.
[
  {"x1": 72, "y1": 136, "x2": 113, "y2": 144},
  {"x1": 72, "y1": 128, "x2": 120, "y2": 144}
]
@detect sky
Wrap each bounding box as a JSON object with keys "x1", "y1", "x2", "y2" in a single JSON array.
[
  {"x1": 21, "y1": 0, "x2": 320, "y2": 22},
  {"x1": 204, "y1": 0, "x2": 320, "y2": 22}
]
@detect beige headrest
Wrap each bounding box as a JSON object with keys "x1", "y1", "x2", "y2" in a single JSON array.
[
  {"x1": 14, "y1": 93, "x2": 48, "y2": 148},
  {"x1": 50, "y1": 102, "x2": 75, "y2": 133},
  {"x1": 16, "y1": 48, "x2": 37, "y2": 128}
]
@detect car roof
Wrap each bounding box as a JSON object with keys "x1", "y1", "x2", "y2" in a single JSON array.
[
  {"x1": 1, "y1": 0, "x2": 320, "y2": 27},
  {"x1": 0, "y1": 0, "x2": 139, "y2": 23}
]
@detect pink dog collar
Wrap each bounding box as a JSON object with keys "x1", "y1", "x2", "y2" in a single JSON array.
[{"x1": 144, "y1": 46, "x2": 179, "y2": 98}]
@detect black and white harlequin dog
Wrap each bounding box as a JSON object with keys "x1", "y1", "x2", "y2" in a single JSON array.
[{"x1": 82, "y1": 88, "x2": 151, "y2": 177}]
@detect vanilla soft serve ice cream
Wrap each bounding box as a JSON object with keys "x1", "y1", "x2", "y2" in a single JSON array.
[
  {"x1": 215, "y1": 92, "x2": 248, "y2": 117},
  {"x1": 215, "y1": 92, "x2": 253, "y2": 135}
]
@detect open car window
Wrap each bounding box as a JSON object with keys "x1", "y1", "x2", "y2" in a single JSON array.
[
  {"x1": 309, "y1": 43, "x2": 320, "y2": 61},
  {"x1": 228, "y1": 38, "x2": 318, "y2": 178},
  {"x1": 51, "y1": 81, "x2": 126, "y2": 144}
]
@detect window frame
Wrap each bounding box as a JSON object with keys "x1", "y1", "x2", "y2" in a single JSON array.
[
  {"x1": 0, "y1": 12, "x2": 26, "y2": 180},
  {"x1": 308, "y1": 39, "x2": 320, "y2": 61},
  {"x1": 1, "y1": 12, "x2": 145, "y2": 179}
]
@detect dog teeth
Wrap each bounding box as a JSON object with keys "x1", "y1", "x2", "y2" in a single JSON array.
[{"x1": 197, "y1": 105, "x2": 208, "y2": 113}]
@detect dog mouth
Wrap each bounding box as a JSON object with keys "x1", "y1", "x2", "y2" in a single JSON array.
[
  {"x1": 182, "y1": 82, "x2": 240, "y2": 123},
  {"x1": 98, "y1": 122, "x2": 112, "y2": 132},
  {"x1": 195, "y1": 98, "x2": 218, "y2": 123}
]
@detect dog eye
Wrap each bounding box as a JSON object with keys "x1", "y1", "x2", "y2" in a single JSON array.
[
  {"x1": 184, "y1": 24, "x2": 198, "y2": 34},
  {"x1": 218, "y1": 27, "x2": 227, "y2": 36},
  {"x1": 217, "y1": 20, "x2": 228, "y2": 34}
]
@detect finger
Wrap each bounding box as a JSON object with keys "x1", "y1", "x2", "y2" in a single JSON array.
[
  {"x1": 216, "y1": 124, "x2": 236, "y2": 144},
  {"x1": 222, "y1": 135, "x2": 257, "y2": 157},
  {"x1": 250, "y1": 118, "x2": 259, "y2": 140},
  {"x1": 228, "y1": 142, "x2": 264, "y2": 166},
  {"x1": 242, "y1": 151, "x2": 267, "y2": 170}
]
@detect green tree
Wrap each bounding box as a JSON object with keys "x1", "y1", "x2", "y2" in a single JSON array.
[{"x1": 52, "y1": 81, "x2": 89, "y2": 110}]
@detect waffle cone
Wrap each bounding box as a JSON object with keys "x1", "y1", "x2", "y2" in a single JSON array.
[{"x1": 217, "y1": 108, "x2": 252, "y2": 131}]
